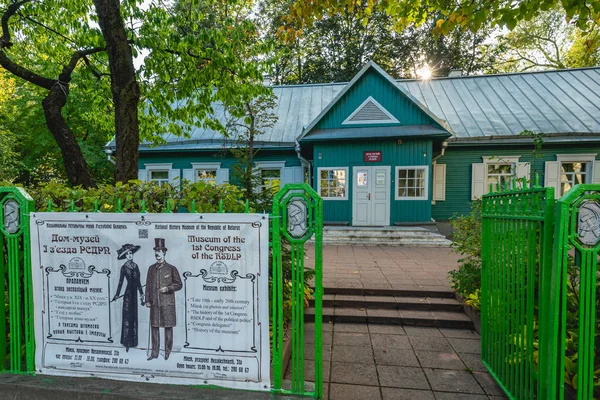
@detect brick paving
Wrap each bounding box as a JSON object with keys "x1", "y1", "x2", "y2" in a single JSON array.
[
  {"x1": 306, "y1": 245, "x2": 460, "y2": 291},
  {"x1": 297, "y1": 245, "x2": 507, "y2": 400}
]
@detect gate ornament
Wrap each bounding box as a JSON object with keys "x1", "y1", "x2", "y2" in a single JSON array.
[
  {"x1": 577, "y1": 200, "x2": 600, "y2": 246},
  {"x1": 287, "y1": 199, "x2": 308, "y2": 239},
  {"x1": 3, "y1": 199, "x2": 19, "y2": 234}
]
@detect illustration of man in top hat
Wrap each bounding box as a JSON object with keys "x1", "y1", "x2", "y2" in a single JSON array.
[{"x1": 145, "y1": 238, "x2": 182, "y2": 360}]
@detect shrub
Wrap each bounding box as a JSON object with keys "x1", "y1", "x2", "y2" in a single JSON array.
[{"x1": 448, "y1": 201, "x2": 482, "y2": 298}]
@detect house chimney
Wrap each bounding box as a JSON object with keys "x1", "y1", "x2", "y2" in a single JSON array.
[
  {"x1": 448, "y1": 69, "x2": 462, "y2": 77},
  {"x1": 263, "y1": 74, "x2": 272, "y2": 86}
]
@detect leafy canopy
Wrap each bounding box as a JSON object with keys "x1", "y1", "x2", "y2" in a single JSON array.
[{"x1": 284, "y1": 0, "x2": 600, "y2": 38}]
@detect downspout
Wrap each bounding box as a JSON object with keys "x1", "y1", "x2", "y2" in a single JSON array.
[
  {"x1": 295, "y1": 138, "x2": 312, "y2": 185},
  {"x1": 431, "y1": 141, "x2": 448, "y2": 163},
  {"x1": 104, "y1": 148, "x2": 116, "y2": 165}
]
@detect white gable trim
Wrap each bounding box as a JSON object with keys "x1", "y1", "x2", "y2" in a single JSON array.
[
  {"x1": 297, "y1": 61, "x2": 455, "y2": 142},
  {"x1": 341, "y1": 96, "x2": 399, "y2": 125}
]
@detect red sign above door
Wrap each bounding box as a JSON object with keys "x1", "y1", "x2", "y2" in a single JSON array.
[{"x1": 363, "y1": 151, "x2": 382, "y2": 162}]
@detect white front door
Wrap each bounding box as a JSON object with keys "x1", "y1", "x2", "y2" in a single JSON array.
[{"x1": 352, "y1": 166, "x2": 390, "y2": 226}]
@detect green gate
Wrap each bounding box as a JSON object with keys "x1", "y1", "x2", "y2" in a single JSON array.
[
  {"x1": 0, "y1": 187, "x2": 36, "y2": 373},
  {"x1": 482, "y1": 182, "x2": 599, "y2": 399},
  {"x1": 0, "y1": 183, "x2": 323, "y2": 398}
]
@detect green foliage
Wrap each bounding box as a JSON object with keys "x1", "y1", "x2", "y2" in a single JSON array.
[
  {"x1": 227, "y1": 91, "x2": 279, "y2": 211},
  {"x1": 261, "y1": 2, "x2": 500, "y2": 83},
  {"x1": 561, "y1": 256, "x2": 600, "y2": 396},
  {"x1": 448, "y1": 201, "x2": 481, "y2": 297},
  {"x1": 464, "y1": 289, "x2": 481, "y2": 310},
  {"x1": 493, "y1": 5, "x2": 600, "y2": 73},
  {"x1": 138, "y1": 0, "x2": 275, "y2": 143},
  {"x1": 285, "y1": 0, "x2": 600, "y2": 37},
  {"x1": 27, "y1": 180, "x2": 249, "y2": 213}
]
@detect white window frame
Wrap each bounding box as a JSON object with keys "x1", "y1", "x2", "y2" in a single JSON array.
[
  {"x1": 255, "y1": 161, "x2": 285, "y2": 194},
  {"x1": 341, "y1": 96, "x2": 400, "y2": 125},
  {"x1": 482, "y1": 156, "x2": 520, "y2": 189},
  {"x1": 145, "y1": 163, "x2": 174, "y2": 186},
  {"x1": 395, "y1": 166, "x2": 429, "y2": 200},
  {"x1": 191, "y1": 162, "x2": 221, "y2": 185},
  {"x1": 556, "y1": 154, "x2": 596, "y2": 196},
  {"x1": 317, "y1": 167, "x2": 349, "y2": 200}
]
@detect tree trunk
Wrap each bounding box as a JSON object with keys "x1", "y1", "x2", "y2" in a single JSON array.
[
  {"x1": 41, "y1": 84, "x2": 95, "y2": 187},
  {"x1": 93, "y1": 0, "x2": 140, "y2": 183}
]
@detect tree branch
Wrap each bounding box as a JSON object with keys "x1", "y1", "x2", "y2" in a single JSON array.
[
  {"x1": 59, "y1": 47, "x2": 106, "y2": 82},
  {"x1": 1, "y1": 0, "x2": 34, "y2": 48},
  {"x1": 17, "y1": 11, "x2": 76, "y2": 45}
]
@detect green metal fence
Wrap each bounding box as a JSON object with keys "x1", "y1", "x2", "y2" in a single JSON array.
[
  {"x1": 271, "y1": 183, "x2": 323, "y2": 399},
  {"x1": 0, "y1": 183, "x2": 323, "y2": 398},
  {"x1": 482, "y1": 182, "x2": 599, "y2": 399},
  {"x1": 0, "y1": 187, "x2": 36, "y2": 373},
  {"x1": 552, "y1": 184, "x2": 600, "y2": 400}
]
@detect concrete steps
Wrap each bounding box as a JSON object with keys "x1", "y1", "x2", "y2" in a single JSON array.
[
  {"x1": 305, "y1": 287, "x2": 473, "y2": 330},
  {"x1": 319, "y1": 226, "x2": 452, "y2": 247}
]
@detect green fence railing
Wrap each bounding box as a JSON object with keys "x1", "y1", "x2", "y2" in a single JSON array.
[
  {"x1": 482, "y1": 182, "x2": 599, "y2": 399},
  {"x1": 0, "y1": 187, "x2": 36, "y2": 373},
  {"x1": 481, "y1": 181, "x2": 555, "y2": 399},
  {"x1": 0, "y1": 183, "x2": 323, "y2": 398},
  {"x1": 552, "y1": 184, "x2": 600, "y2": 400},
  {"x1": 271, "y1": 183, "x2": 323, "y2": 399}
]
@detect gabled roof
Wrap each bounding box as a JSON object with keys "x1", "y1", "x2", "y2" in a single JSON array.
[
  {"x1": 129, "y1": 65, "x2": 600, "y2": 153},
  {"x1": 298, "y1": 61, "x2": 454, "y2": 141}
]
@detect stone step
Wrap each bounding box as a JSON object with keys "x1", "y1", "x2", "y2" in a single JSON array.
[
  {"x1": 322, "y1": 286, "x2": 456, "y2": 299},
  {"x1": 311, "y1": 226, "x2": 453, "y2": 247},
  {"x1": 304, "y1": 307, "x2": 473, "y2": 330},
  {"x1": 310, "y1": 294, "x2": 462, "y2": 312},
  {"x1": 322, "y1": 239, "x2": 451, "y2": 247}
]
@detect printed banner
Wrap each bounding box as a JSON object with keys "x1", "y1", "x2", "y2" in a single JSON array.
[{"x1": 30, "y1": 212, "x2": 270, "y2": 391}]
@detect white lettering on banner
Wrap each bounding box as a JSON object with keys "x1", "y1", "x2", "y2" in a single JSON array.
[{"x1": 30, "y1": 213, "x2": 270, "y2": 391}]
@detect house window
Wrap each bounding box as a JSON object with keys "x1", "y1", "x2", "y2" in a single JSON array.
[
  {"x1": 560, "y1": 162, "x2": 588, "y2": 195},
  {"x1": 395, "y1": 166, "x2": 428, "y2": 200},
  {"x1": 318, "y1": 168, "x2": 348, "y2": 200},
  {"x1": 487, "y1": 163, "x2": 515, "y2": 189},
  {"x1": 150, "y1": 170, "x2": 170, "y2": 186},
  {"x1": 261, "y1": 169, "x2": 281, "y2": 194},
  {"x1": 196, "y1": 169, "x2": 217, "y2": 185},
  {"x1": 472, "y1": 156, "x2": 526, "y2": 199}
]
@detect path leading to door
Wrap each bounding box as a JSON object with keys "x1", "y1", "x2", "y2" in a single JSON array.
[
  {"x1": 307, "y1": 245, "x2": 460, "y2": 291},
  {"x1": 300, "y1": 245, "x2": 506, "y2": 399}
]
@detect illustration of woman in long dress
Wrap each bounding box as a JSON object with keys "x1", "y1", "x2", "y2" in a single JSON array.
[{"x1": 112, "y1": 244, "x2": 144, "y2": 352}]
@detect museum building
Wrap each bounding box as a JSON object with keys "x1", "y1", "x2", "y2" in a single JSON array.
[{"x1": 131, "y1": 61, "x2": 600, "y2": 226}]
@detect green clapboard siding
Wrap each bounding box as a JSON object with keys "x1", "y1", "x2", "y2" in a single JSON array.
[
  {"x1": 315, "y1": 69, "x2": 438, "y2": 130},
  {"x1": 313, "y1": 139, "x2": 433, "y2": 224},
  {"x1": 432, "y1": 144, "x2": 600, "y2": 221},
  {"x1": 139, "y1": 150, "x2": 301, "y2": 171}
]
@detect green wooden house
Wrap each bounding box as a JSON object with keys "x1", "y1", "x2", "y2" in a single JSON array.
[{"x1": 131, "y1": 61, "x2": 600, "y2": 226}]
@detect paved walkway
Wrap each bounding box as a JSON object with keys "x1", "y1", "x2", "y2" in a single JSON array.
[
  {"x1": 299, "y1": 245, "x2": 507, "y2": 400},
  {"x1": 307, "y1": 245, "x2": 459, "y2": 292}
]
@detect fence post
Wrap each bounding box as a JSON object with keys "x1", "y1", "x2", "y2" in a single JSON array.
[
  {"x1": 271, "y1": 183, "x2": 323, "y2": 398},
  {"x1": 550, "y1": 184, "x2": 600, "y2": 400},
  {"x1": 0, "y1": 187, "x2": 36, "y2": 372}
]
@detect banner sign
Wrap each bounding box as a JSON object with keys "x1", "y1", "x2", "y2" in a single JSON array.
[{"x1": 30, "y1": 212, "x2": 270, "y2": 391}]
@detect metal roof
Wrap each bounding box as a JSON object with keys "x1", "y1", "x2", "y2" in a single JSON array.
[
  {"x1": 396, "y1": 67, "x2": 600, "y2": 140},
  {"x1": 136, "y1": 66, "x2": 600, "y2": 151},
  {"x1": 137, "y1": 82, "x2": 346, "y2": 151}
]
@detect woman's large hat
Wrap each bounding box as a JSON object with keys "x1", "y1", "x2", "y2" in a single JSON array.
[
  {"x1": 117, "y1": 243, "x2": 141, "y2": 260},
  {"x1": 153, "y1": 238, "x2": 168, "y2": 251}
]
